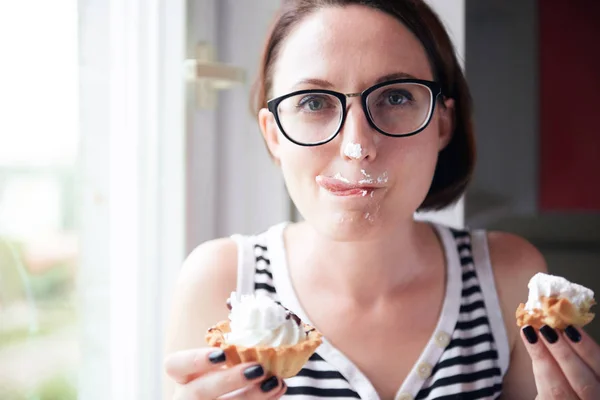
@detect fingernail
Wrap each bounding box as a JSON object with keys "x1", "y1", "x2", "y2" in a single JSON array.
[
  {"x1": 522, "y1": 326, "x2": 538, "y2": 344},
  {"x1": 565, "y1": 325, "x2": 581, "y2": 343},
  {"x1": 244, "y1": 365, "x2": 265, "y2": 380},
  {"x1": 540, "y1": 325, "x2": 559, "y2": 344},
  {"x1": 208, "y1": 350, "x2": 226, "y2": 364},
  {"x1": 260, "y1": 376, "x2": 279, "y2": 392}
]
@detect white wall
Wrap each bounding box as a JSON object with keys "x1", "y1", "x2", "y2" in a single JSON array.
[
  {"x1": 184, "y1": 0, "x2": 288, "y2": 247},
  {"x1": 216, "y1": 0, "x2": 290, "y2": 238},
  {"x1": 416, "y1": 0, "x2": 466, "y2": 229}
]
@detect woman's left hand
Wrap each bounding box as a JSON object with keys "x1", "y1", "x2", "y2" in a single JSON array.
[{"x1": 521, "y1": 324, "x2": 600, "y2": 399}]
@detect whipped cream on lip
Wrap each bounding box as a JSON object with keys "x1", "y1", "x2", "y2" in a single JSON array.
[
  {"x1": 316, "y1": 175, "x2": 380, "y2": 196},
  {"x1": 316, "y1": 171, "x2": 388, "y2": 197},
  {"x1": 359, "y1": 169, "x2": 388, "y2": 185}
]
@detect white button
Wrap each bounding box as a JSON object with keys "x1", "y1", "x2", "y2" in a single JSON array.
[
  {"x1": 396, "y1": 393, "x2": 414, "y2": 400},
  {"x1": 435, "y1": 331, "x2": 451, "y2": 348},
  {"x1": 417, "y1": 362, "x2": 433, "y2": 379}
]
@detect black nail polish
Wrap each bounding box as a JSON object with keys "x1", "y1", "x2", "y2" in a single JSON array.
[
  {"x1": 565, "y1": 325, "x2": 581, "y2": 343},
  {"x1": 522, "y1": 326, "x2": 538, "y2": 344},
  {"x1": 208, "y1": 350, "x2": 226, "y2": 364},
  {"x1": 540, "y1": 325, "x2": 559, "y2": 344},
  {"x1": 244, "y1": 365, "x2": 265, "y2": 380},
  {"x1": 260, "y1": 376, "x2": 279, "y2": 392}
]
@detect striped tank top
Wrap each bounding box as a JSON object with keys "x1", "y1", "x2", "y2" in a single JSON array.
[{"x1": 231, "y1": 222, "x2": 510, "y2": 400}]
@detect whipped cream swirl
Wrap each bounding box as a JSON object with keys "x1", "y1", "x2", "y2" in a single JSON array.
[
  {"x1": 525, "y1": 272, "x2": 595, "y2": 312},
  {"x1": 225, "y1": 292, "x2": 305, "y2": 347}
]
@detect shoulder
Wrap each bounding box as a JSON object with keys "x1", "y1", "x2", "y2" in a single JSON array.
[
  {"x1": 486, "y1": 231, "x2": 548, "y2": 300},
  {"x1": 164, "y1": 237, "x2": 238, "y2": 353},
  {"x1": 487, "y1": 231, "x2": 546, "y2": 269},
  {"x1": 485, "y1": 231, "x2": 548, "y2": 347},
  {"x1": 180, "y1": 237, "x2": 238, "y2": 287}
]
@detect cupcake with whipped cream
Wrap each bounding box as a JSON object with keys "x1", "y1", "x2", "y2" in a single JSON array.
[
  {"x1": 205, "y1": 292, "x2": 322, "y2": 378},
  {"x1": 516, "y1": 272, "x2": 595, "y2": 330}
]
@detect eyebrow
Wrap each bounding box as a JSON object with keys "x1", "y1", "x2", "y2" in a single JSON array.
[
  {"x1": 292, "y1": 78, "x2": 334, "y2": 89},
  {"x1": 375, "y1": 72, "x2": 418, "y2": 84},
  {"x1": 292, "y1": 72, "x2": 419, "y2": 90}
]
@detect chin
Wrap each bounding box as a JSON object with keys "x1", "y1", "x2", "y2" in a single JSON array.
[{"x1": 312, "y1": 211, "x2": 391, "y2": 242}]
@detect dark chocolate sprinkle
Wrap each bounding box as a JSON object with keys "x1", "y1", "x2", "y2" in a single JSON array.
[{"x1": 291, "y1": 313, "x2": 302, "y2": 326}]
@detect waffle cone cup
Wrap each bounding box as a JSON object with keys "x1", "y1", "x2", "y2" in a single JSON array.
[
  {"x1": 205, "y1": 320, "x2": 323, "y2": 378},
  {"x1": 516, "y1": 296, "x2": 595, "y2": 330}
]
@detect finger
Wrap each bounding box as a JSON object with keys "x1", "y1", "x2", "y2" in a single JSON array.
[
  {"x1": 261, "y1": 376, "x2": 285, "y2": 398},
  {"x1": 164, "y1": 348, "x2": 227, "y2": 384},
  {"x1": 563, "y1": 325, "x2": 600, "y2": 378},
  {"x1": 539, "y1": 325, "x2": 600, "y2": 399},
  {"x1": 185, "y1": 363, "x2": 269, "y2": 399},
  {"x1": 225, "y1": 376, "x2": 286, "y2": 399},
  {"x1": 216, "y1": 376, "x2": 286, "y2": 400},
  {"x1": 521, "y1": 326, "x2": 578, "y2": 400},
  {"x1": 266, "y1": 379, "x2": 287, "y2": 399}
]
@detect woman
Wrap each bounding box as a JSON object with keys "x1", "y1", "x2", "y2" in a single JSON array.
[{"x1": 163, "y1": 1, "x2": 600, "y2": 399}]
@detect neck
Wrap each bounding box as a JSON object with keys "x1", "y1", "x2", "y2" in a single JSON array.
[{"x1": 292, "y1": 220, "x2": 443, "y2": 304}]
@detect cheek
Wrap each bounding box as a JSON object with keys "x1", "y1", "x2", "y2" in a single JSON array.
[
  {"x1": 278, "y1": 138, "x2": 334, "y2": 171},
  {"x1": 382, "y1": 129, "x2": 441, "y2": 205},
  {"x1": 278, "y1": 142, "x2": 328, "y2": 188},
  {"x1": 387, "y1": 129, "x2": 439, "y2": 171}
]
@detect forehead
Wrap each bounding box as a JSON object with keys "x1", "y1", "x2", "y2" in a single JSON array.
[{"x1": 272, "y1": 5, "x2": 433, "y2": 95}]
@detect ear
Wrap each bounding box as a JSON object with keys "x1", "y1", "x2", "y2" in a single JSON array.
[
  {"x1": 259, "y1": 108, "x2": 281, "y2": 164},
  {"x1": 438, "y1": 97, "x2": 455, "y2": 151}
]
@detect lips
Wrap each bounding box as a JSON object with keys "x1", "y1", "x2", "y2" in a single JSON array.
[{"x1": 316, "y1": 175, "x2": 381, "y2": 196}]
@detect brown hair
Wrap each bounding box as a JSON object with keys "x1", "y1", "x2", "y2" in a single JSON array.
[{"x1": 251, "y1": 0, "x2": 475, "y2": 211}]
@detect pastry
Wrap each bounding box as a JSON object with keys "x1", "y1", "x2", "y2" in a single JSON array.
[
  {"x1": 206, "y1": 292, "x2": 322, "y2": 378},
  {"x1": 516, "y1": 272, "x2": 595, "y2": 330}
]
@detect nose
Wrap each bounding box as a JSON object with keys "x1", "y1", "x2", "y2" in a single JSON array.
[{"x1": 339, "y1": 102, "x2": 378, "y2": 162}]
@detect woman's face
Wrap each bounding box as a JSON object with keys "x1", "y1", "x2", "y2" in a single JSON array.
[{"x1": 259, "y1": 5, "x2": 454, "y2": 241}]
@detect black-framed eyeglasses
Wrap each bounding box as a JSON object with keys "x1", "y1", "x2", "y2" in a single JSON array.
[{"x1": 267, "y1": 78, "x2": 442, "y2": 146}]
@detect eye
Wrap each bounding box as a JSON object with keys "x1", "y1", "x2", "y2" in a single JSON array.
[
  {"x1": 297, "y1": 95, "x2": 331, "y2": 112},
  {"x1": 385, "y1": 90, "x2": 413, "y2": 106}
]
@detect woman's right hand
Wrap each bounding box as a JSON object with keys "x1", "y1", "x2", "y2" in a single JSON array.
[{"x1": 164, "y1": 348, "x2": 287, "y2": 400}]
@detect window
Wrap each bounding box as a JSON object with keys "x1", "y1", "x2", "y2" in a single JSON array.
[{"x1": 0, "y1": 1, "x2": 80, "y2": 398}]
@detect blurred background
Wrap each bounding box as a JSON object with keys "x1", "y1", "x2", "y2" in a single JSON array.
[{"x1": 0, "y1": 0, "x2": 597, "y2": 399}]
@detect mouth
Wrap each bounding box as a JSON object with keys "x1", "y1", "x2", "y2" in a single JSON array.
[{"x1": 316, "y1": 175, "x2": 383, "y2": 197}]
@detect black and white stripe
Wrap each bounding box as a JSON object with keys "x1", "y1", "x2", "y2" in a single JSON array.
[
  {"x1": 286, "y1": 354, "x2": 361, "y2": 399},
  {"x1": 250, "y1": 229, "x2": 503, "y2": 399},
  {"x1": 254, "y1": 241, "x2": 278, "y2": 295},
  {"x1": 415, "y1": 230, "x2": 503, "y2": 399}
]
